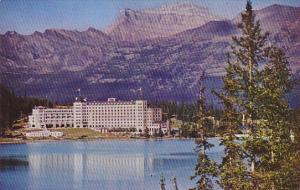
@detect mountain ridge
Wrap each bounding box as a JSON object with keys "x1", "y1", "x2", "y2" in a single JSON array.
[{"x1": 0, "y1": 3, "x2": 299, "y2": 107}]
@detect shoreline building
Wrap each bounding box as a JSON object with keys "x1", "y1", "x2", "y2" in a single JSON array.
[{"x1": 28, "y1": 98, "x2": 165, "y2": 133}]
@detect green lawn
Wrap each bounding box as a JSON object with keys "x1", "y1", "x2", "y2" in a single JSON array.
[
  {"x1": 49, "y1": 128, "x2": 101, "y2": 139},
  {"x1": 0, "y1": 128, "x2": 131, "y2": 143}
]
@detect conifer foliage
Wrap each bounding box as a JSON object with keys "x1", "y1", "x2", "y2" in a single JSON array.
[
  {"x1": 0, "y1": 84, "x2": 53, "y2": 136},
  {"x1": 214, "y1": 90, "x2": 252, "y2": 189},
  {"x1": 214, "y1": 0, "x2": 298, "y2": 189},
  {"x1": 190, "y1": 71, "x2": 218, "y2": 190}
]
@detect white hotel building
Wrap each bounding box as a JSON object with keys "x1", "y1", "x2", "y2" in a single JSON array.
[{"x1": 28, "y1": 98, "x2": 164, "y2": 133}]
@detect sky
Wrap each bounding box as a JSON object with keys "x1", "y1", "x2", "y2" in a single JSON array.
[{"x1": 0, "y1": 0, "x2": 299, "y2": 34}]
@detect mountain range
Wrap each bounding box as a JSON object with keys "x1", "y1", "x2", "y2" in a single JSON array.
[{"x1": 0, "y1": 3, "x2": 299, "y2": 107}]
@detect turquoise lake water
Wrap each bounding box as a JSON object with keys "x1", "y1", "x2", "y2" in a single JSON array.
[{"x1": 0, "y1": 139, "x2": 223, "y2": 190}]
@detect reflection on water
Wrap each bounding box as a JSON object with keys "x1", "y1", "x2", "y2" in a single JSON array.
[
  {"x1": 27, "y1": 153, "x2": 194, "y2": 180},
  {"x1": 0, "y1": 157, "x2": 29, "y2": 170},
  {"x1": 0, "y1": 139, "x2": 223, "y2": 190}
]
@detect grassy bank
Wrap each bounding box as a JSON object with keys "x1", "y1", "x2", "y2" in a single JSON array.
[
  {"x1": 1, "y1": 127, "x2": 194, "y2": 144},
  {"x1": 50, "y1": 128, "x2": 101, "y2": 139},
  {"x1": 50, "y1": 128, "x2": 132, "y2": 140},
  {"x1": 0, "y1": 128, "x2": 134, "y2": 144}
]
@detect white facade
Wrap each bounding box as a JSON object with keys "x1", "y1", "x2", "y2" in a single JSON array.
[
  {"x1": 28, "y1": 98, "x2": 163, "y2": 133},
  {"x1": 29, "y1": 106, "x2": 73, "y2": 128}
]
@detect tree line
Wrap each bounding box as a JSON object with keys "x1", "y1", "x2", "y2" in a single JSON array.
[
  {"x1": 152, "y1": 101, "x2": 222, "y2": 122},
  {"x1": 0, "y1": 84, "x2": 53, "y2": 136}
]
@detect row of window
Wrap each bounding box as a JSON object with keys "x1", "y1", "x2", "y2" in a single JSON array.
[{"x1": 88, "y1": 120, "x2": 136, "y2": 123}]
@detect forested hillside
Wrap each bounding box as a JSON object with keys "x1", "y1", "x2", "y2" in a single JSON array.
[{"x1": 0, "y1": 84, "x2": 52, "y2": 136}]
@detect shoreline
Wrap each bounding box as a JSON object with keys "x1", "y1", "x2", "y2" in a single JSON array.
[{"x1": 0, "y1": 136, "x2": 196, "y2": 145}]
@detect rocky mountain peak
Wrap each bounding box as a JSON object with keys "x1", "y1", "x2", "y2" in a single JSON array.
[
  {"x1": 43, "y1": 28, "x2": 69, "y2": 36},
  {"x1": 123, "y1": 8, "x2": 137, "y2": 16},
  {"x1": 83, "y1": 27, "x2": 111, "y2": 41},
  {"x1": 33, "y1": 31, "x2": 43, "y2": 36},
  {"x1": 4, "y1": 31, "x2": 19, "y2": 36},
  {"x1": 87, "y1": 27, "x2": 98, "y2": 32},
  {"x1": 105, "y1": 2, "x2": 220, "y2": 42}
]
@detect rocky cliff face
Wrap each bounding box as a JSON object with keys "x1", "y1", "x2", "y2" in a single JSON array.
[
  {"x1": 105, "y1": 3, "x2": 220, "y2": 42},
  {"x1": 0, "y1": 3, "x2": 299, "y2": 107}
]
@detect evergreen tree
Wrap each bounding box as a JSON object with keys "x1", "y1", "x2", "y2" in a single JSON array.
[
  {"x1": 0, "y1": 84, "x2": 17, "y2": 136},
  {"x1": 0, "y1": 83, "x2": 53, "y2": 136},
  {"x1": 214, "y1": 92, "x2": 253, "y2": 189},
  {"x1": 215, "y1": 0, "x2": 297, "y2": 188},
  {"x1": 230, "y1": 1, "x2": 270, "y2": 181},
  {"x1": 256, "y1": 45, "x2": 298, "y2": 189},
  {"x1": 144, "y1": 127, "x2": 150, "y2": 138},
  {"x1": 158, "y1": 127, "x2": 164, "y2": 137},
  {"x1": 217, "y1": 0, "x2": 270, "y2": 186},
  {"x1": 290, "y1": 109, "x2": 300, "y2": 188},
  {"x1": 190, "y1": 71, "x2": 218, "y2": 190}
]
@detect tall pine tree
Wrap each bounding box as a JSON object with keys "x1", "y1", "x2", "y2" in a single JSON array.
[
  {"x1": 216, "y1": 0, "x2": 297, "y2": 188},
  {"x1": 214, "y1": 80, "x2": 253, "y2": 189},
  {"x1": 191, "y1": 71, "x2": 218, "y2": 190}
]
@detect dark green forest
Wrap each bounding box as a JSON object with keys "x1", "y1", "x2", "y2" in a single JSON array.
[
  {"x1": 152, "y1": 101, "x2": 222, "y2": 122},
  {"x1": 0, "y1": 84, "x2": 53, "y2": 136}
]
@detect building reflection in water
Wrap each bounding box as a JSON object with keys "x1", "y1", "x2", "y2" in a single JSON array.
[{"x1": 27, "y1": 153, "x2": 194, "y2": 189}]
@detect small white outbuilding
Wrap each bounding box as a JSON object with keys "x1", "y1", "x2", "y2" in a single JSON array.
[{"x1": 25, "y1": 130, "x2": 63, "y2": 138}]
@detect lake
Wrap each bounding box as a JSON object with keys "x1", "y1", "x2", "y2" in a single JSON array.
[{"x1": 0, "y1": 138, "x2": 223, "y2": 190}]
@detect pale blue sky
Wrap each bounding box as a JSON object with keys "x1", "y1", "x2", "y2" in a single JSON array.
[{"x1": 0, "y1": 0, "x2": 299, "y2": 34}]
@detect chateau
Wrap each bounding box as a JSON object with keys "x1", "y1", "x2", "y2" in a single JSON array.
[{"x1": 28, "y1": 98, "x2": 165, "y2": 134}]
